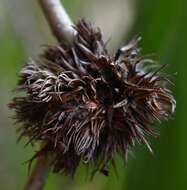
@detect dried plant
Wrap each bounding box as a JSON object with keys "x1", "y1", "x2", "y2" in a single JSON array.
[{"x1": 9, "y1": 19, "x2": 175, "y2": 177}]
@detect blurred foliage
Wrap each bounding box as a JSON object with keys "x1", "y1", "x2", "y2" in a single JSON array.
[
  {"x1": 0, "y1": 0, "x2": 186, "y2": 189},
  {"x1": 127, "y1": 1, "x2": 187, "y2": 190}
]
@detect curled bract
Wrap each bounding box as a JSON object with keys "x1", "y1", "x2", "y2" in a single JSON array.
[{"x1": 9, "y1": 19, "x2": 175, "y2": 176}]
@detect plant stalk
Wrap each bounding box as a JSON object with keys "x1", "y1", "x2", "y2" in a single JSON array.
[
  {"x1": 38, "y1": 0, "x2": 76, "y2": 44},
  {"x1": 24, "y1": 0, "x2": 75, "y2": 189},
  {"x1": 24, "y1": 155, "x2": 50, "y2": 190}
]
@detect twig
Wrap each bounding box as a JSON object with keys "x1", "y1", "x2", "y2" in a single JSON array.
[
  {"x1": 24, "y1": 1, "x2": 76, "y2": 190},
  {"x1": 24, "y1": 155, "x2": 51, "y2": 190},
  {"x1": 38, "y1": 0, "x2": 77, "y2": 44}
]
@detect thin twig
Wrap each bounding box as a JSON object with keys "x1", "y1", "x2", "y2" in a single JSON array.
[
  {"x1": 24, "y1": 1, "x2": 75, "y2": 190},
  {"x1": 38, "y1": 0, "x2": 77, "y2": 44},
  {"x1": 24, "y1": 155, "x2": 51, "y2": 190}
]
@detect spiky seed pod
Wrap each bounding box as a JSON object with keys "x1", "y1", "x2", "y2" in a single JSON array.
[{"x1": 9, "y1": 19, "x2": 175, "y2": 176}]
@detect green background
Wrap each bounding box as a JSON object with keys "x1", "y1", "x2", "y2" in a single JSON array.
[{"x1": 0, "y1": 0, "x2": 186, "y2": 189}]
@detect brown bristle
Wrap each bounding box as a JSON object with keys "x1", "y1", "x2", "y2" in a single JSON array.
[{"x1": 9, "y1": 19, "x2": 176, "y2": 177}]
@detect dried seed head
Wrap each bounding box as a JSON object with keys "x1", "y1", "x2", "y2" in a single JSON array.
[{"x1": 9, "y1": 19, "x2": 176, "y2": 177}]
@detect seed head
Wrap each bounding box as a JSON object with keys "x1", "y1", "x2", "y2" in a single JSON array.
[{"x1": 9, "y1": 19, "x2": 175, "y2": 176}]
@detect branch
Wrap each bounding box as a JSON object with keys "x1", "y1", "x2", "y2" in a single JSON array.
[
  {"x1": 24, "y1": 1, "x2": 76, "y2": 189},
  {"x1": 24, "y1": 155, "x2": 50, "y2": 190},
  {"x1": 38, "y1": 0, "x2": 77, "y2": 44}
]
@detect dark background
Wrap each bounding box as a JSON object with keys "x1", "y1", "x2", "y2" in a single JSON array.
[{"x1": 0, "y1": 0, "x2": 186, "y2": 189}]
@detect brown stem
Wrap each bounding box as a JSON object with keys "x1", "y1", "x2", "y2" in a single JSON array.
[
  {"x1": 38, "y1": 0, "x2": 76, "y2": 44},
  {"x1": 24, "y1": 155, "x2": 51, "y2": 190},
  {"x1": 24, "y1": 1, "x2": 75, "y2": 189}
]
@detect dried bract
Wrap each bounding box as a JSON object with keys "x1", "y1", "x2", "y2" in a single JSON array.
[{"x1": 9, "y1": 19, "x2": 175, "y2": 176}]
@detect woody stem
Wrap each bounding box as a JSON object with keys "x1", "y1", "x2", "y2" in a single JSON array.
[
  {"x1": 38, "y1": 0, "x2": 76, "y2": 44},
  {"x1": 24, "y1": 0, "x2": 75, "y2": 189}
]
